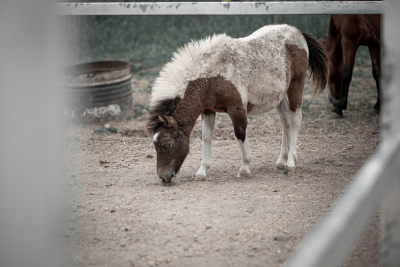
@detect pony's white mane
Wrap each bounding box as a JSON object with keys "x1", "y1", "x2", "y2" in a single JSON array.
[{"x1": 150, "y1": 33, "x2": 232, "y2": 107}]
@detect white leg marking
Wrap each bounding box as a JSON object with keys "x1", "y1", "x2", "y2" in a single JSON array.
[
  {"x1": 276, "y1": 97, "x2": 290, "y2": 169},
  {"x1": 286, "y1": 107, "x2": 302, "y2": 170},
  {"x1": 237, "y1": 136, "x2": 252, "y2": 177},
  {"x1": 195, "y1": 113, "x2": 215, "y2": 180}
]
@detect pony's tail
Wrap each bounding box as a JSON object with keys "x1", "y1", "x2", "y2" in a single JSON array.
[{"x1": 302, "y1": 32, "x2": 328, "y2": 95}]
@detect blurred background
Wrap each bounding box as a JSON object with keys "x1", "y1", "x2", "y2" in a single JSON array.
[
  {"x1": 64, "y1": 14, "x2": 332, "y2": 71},
  {"x1": 62, "y1": 1, "x2": 371, "y2": 72}
]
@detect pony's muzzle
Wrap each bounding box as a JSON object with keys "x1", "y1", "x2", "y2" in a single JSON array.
[{"x1": 159, "y1": 170, "x2": 176, "y2": 184}]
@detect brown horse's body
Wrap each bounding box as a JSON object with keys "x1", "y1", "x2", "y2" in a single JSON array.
[{"x1": 326, "y1": 14, "x2": 381, "y2": 116}]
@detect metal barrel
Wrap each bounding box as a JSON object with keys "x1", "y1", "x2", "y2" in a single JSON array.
[{"x1": 63, "y1": 61, "x2": 133, "y2": 112}]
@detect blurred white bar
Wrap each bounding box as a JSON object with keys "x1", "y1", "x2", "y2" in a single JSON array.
[
  {"x1": 55, "y1": 1, "x2": 383, "y2": 15},
  {"x1": 0, "y1": 0, "x2": 65, "y2": 267},
  {"x1": 380, "y1": 0, "x2": 400, "y2": 265}
]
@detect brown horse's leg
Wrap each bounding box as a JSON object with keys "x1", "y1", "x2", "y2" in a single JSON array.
[
  {"x1": 332, "y1": 39, "x2": 358, "y2": 116},
  {"x1": 227, "y1": 105, "x2": 251, "y2": 177},
  {"x1": 328, "y1": 38, "x2": 343, "y2": 105},
  {"x1": 326, "y1": 16, "x2": 343, "y2": 106},
  {"x1": 369, "y1": 44, "x2": 381, "y2": 112}
]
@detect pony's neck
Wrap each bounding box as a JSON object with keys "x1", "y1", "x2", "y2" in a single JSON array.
[{"x1": 173, "y1": 79, "x2": 209, "y2": 137}]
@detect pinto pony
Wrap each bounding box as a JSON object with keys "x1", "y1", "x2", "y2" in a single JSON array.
[
  {"x1": 146, "y1": 25, "x2": 327, "y2": 184},
  {"x1": 325, "y1": 15, "x2": 381, "y2": 117}
]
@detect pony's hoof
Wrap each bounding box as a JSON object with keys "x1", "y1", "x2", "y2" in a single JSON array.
[
  {"x1": 195, "y1": 173, "x2": 207, "y2": 181},
  {"x1": 237, "y1": 166, "x2": 251, "y2": 177},
  {"x1": 275, "y1": 161, "x2": 286, "y2": 170},
  {"x1": 195, "y1": 167, "x2": 208, "y2": 181},
  {"x1": 283, "y1": 164, "x2": 295, "y2": 174}
]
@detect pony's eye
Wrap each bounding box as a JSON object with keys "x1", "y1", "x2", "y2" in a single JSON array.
[{"x1": 163, "y1": 143, "x2": 171, "y2": 150}]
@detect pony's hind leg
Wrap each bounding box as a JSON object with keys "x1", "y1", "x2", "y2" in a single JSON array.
[
  {"x1": 276, "y1": 97, "x2": 290, "y2": 169},
  {"x1": 284, "y1": 66, "x2": 305, "y2": 170},
  {"x1": 195, "y1": 111, "x2": 216, "y2": 181},
  {"x1": 287, "y1": 108, "x2": 302, "y2": 169},
  {"x1": 277, "y1": 96, "x2": 302, "y2": 170}
]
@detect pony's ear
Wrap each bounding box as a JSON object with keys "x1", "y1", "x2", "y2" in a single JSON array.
[
  {"x1": 158, "y1": 115, "x2": 168, "y2": 126},
  {"x1": 158, "y1": 115, "x2": 177, "y2": 128},
  {"x1": 145, "y1": 114, "x2": 159, "y2": 134}
]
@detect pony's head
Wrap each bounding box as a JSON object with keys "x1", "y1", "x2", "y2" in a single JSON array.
[{"x1": 146, "y1": 98, "x2": 189, "y2": 184}]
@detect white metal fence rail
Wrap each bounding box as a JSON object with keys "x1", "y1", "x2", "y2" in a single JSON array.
[
  {"x1": 59, "y1": 1, "x2": 399, "y2": 266},
  {"x1": 285, "y1": 136, "x2": 400, "y2": 267},
  {"x1": 56, "y1": 1, "x2": 383, "y2": 15}
]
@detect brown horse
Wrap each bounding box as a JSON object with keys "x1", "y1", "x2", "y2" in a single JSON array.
[
  {"x1": 146, "y1": 24, "x2": 327, "y2": 184},
  {"x1": 325, "y1": 14, "x2": 381, "y2": 117}
]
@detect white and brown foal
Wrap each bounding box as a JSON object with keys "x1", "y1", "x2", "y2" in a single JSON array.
[{"x1": 146, "y1": 24, "x2": 327, "y2": 184}]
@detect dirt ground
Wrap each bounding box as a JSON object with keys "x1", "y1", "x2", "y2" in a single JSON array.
[{"x1": 66, "y1": 63, "x2": 381, "y2": 267}]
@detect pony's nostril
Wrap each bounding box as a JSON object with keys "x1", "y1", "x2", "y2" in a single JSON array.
[
  {"x1": 159, "y1": 170, "x2": 176, "y2": 184},
  {"x1": 160, "y1": 176, "x2": 171, "y2": 184}
]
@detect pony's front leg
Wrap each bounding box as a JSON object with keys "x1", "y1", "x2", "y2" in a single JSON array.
[
  {"x1": 237, "y1": 135, "x2": 251, "y2": 177},
  {"x1": 195, "y1": 111, "x2": 215, "y2": 181},
  {"x1": 228, "y1": 106, "x2": 251, "y2": 177}
]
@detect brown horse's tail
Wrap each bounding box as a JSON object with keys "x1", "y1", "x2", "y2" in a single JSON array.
[{"x1": 302, "y1": 32, "x2": 328, "y2": 95}]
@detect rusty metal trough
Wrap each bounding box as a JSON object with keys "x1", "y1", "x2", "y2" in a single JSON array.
[{"x1": 63, "y1": 61, "x2": 132, "y2": 112}]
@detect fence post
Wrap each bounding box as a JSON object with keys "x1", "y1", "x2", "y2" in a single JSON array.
[{"x1": 381, "y1": 1, "x2": 400, "y2": 266}]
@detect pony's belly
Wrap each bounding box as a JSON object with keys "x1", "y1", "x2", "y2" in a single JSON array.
[
  {"x1": 247, "y1": 89, "x2": 285, "y2": 115},
  {"x1": 247, "y1": 102, "x2": 276, "y2": 115}
]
